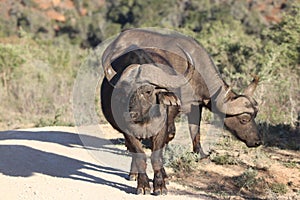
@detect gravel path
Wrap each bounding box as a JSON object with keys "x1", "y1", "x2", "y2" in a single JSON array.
[{"x1": 0, "y1": 126, "x2": 214, "y2": 200}]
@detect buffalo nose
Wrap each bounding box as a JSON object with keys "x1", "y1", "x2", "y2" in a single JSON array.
[{"x1": 129, "y1": 112, "x2": 139, "y2": 120}]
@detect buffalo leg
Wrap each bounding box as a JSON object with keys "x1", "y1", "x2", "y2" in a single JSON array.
[
  {"x1": 124, "y1": 134, "x2": 151, "y2": 195},
  {"x1": 125, "y1": 139, "x2": 138, "y2": 181},
  {"x1": 128, "y1": 157, "x2": 138, "y2": 181},
  {"x1": 151, "y1": 124, "x2": 168, "y2": 195},
  {"x1": 165, "y1": 106, "x2": 179, "y2": 143},
  {"x1": 187, "y1": 104, "x2": 208, "y2": 158}
]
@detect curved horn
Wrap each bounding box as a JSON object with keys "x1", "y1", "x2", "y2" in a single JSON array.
[
  {"x1": 136, "y1": 49, "x2": 194, "y2": 88},
  {"x1": 104, "y1": 65, "x2": 117, "y2": 81},
  {"x1": 244, "y1": 75, "x2": 259, "y2": 96}
]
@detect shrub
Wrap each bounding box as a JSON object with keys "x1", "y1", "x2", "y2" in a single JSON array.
[
  {"x1": 270, "y1": 183, "x2": 288, "y2": 195},
  {"x1": 211, "y1": 154, "x2": 238, "y2": 165},
  {"x1": 164, "y1": 144, "x2": 200, "y2": 174},
  {"x1": 234, "y1": 168, "x2": 260, "y2": 191}
]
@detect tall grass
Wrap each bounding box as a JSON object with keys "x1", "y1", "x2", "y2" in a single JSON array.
[{"x1": 0, "y1": 32, "x2": 87, "y2": 130}]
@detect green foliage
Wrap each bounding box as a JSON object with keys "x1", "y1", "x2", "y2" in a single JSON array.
[
  {"x1": 270, "y1": 183, "x2": 288, "y2": 195},
  {"x1": 106, "y1": 0, "x2": 180, "y2": 29},
  {"x1": 255, "y1": 5, "x2": 300, "y2": 126},
  {"x1": 211, "y1": 153, "x2": 238, "y2": 165},
  {"x1": 262, "y1": 5, "x2": 300, "y2": 67},
  {"x1": 0, "y1": 0, "x2": 299, "y2": 129}
]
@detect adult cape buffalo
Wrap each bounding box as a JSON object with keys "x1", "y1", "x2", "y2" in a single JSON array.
[{"x1": 100, "y1": 28, "x2": 262, "y2": 195}]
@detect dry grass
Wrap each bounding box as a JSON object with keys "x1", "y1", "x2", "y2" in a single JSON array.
[{"x1": 165, "y1": 123, "x2": 300, "y2": 199}]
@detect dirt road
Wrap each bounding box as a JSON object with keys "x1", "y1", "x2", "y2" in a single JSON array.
[{"x1": 0, "y1": 126, "x2": 213, "y2": 200}]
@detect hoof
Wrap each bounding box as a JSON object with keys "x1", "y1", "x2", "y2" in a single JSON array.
[
  {"x1": 137, "y1": 188, "x2": 143, "y2": 195},
  {"x1": 199, "y1": 149, "x2": 210, "y2": 159},
  {"x1": 137, "y1": 187, "x2": 151, "y2": 195},
  {"x1": 153, "y1": 188, "x2": 168, "y2": 196},
  {"x1": 144, "y1": 188, "x2": 151, "y2": 195},
  {"x1": 200, "y1": 152, "x2": 210, "y2": 159}
]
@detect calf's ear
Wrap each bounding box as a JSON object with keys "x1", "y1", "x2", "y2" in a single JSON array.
[{"x1": 157, "y1": 92, "x2": 180, "y2": 106}]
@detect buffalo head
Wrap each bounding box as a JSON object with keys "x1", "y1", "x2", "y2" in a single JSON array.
[
  {"x1": 129, "y1": 84, "x2": 180, "y2": 123},
  {"x1": 217, "y1": 76, "x2": 262, "y2": 147}
]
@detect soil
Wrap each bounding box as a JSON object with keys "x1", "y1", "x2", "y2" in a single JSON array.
[{"x1": 0, "y1": 124, "x2": 299, "y2": 200}]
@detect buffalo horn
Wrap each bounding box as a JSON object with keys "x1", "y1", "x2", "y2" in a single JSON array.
[
  {"x1": 137, "y1": 48, "x2": 194, "y2": 88},
  {"x1": 104, "y1": 64, "x2": 117, "y2": 81},
  {"x1": 244, "y1": 75, "x2": 259, "y2": 96}
]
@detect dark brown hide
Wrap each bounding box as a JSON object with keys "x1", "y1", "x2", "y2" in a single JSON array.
[{"x1": 100, "y1": 28, "x2": 262, "y2": 195}]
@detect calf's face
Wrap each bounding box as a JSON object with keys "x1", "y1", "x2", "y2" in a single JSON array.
[
  {"x1": 128, "y1": 84, "x2": 180, "y2": 124},
  {"x1": 129, "y1": 85, "x2": 158, "y2": 123}
]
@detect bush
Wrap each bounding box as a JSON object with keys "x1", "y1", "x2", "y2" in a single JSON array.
[
  {"x1": 211, "y1": 154, "x2": 238, "y2": 165},
  {"x1": 270, "y1": 183, "x2": 288, "y2": 195},
  {"x1": 164, "y1": 144, "x2": 200, "y2": 174},
  {"x1": 234, "y1": 168, "x2": 261, "y2": 191}
]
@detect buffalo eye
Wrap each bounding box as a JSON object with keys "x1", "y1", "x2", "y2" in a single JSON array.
[
  {"x1": 239, "y1": 113, "x2": 252, "y2": 124},
  {"x1": 145, "y1": 90, "x2": 152, "y2": 95}
]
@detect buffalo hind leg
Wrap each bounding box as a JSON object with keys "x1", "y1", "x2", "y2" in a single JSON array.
[
  {"x1": 187, "y1": 104, "x2": 209, "y2": 158},
  {"x1": 124, "y1": 134, "x2": 151, "y2": 195}
]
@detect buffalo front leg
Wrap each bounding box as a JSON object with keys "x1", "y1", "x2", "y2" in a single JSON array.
[
  {"x1": 151, "y1": 125, "x2": 169, "y2": 195},
  {"x1": 124, "y1": 134, "x2": 150, "y2": 195},
  {"x1": 187, "y1": 104, "x2": 209, "y2": 158},
  {"x1": 125, "y1": 139, "x2": 138, "y2": 181},
  {"x1": 128, "y1": 156, "x2": 138, "y2": 181}
]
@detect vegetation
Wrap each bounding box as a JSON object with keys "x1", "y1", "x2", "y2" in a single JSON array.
[
  {"x1": 0, "y1": 0, "x2": 298, "y2": 130},
  {"x1": 270, "y1": 182, "x2": 288, "y2": 195},
  {"x1": 164, "y1": 144, "x2": 200, "y2": 174},
  {"x1": 0, "y1": 30, "x2": 86, "y2": 129}
]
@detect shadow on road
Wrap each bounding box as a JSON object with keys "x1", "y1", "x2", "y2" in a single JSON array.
[{"x1": 0, "y1": 130, "x2": 135, "y2": 194}]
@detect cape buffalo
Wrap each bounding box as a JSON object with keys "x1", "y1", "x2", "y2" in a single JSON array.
[{"x1": 100, "y1": 28, "x2": 262, "y2": 195}]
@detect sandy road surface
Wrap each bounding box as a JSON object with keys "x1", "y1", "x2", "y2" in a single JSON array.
[{"x1": 0, "y1": 126, "x2": 214, "y2": 200}]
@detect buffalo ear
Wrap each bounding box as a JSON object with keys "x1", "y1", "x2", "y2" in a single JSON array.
[
  {"x1": 244, "y1": 75, "x2": 259, "y2": 96},
  {"x1": 157, "y1": 92, "x2": 181, "y2": 106},
  {"x1": 203, "y1": 99, "x2": 210, "y2": 106}
]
